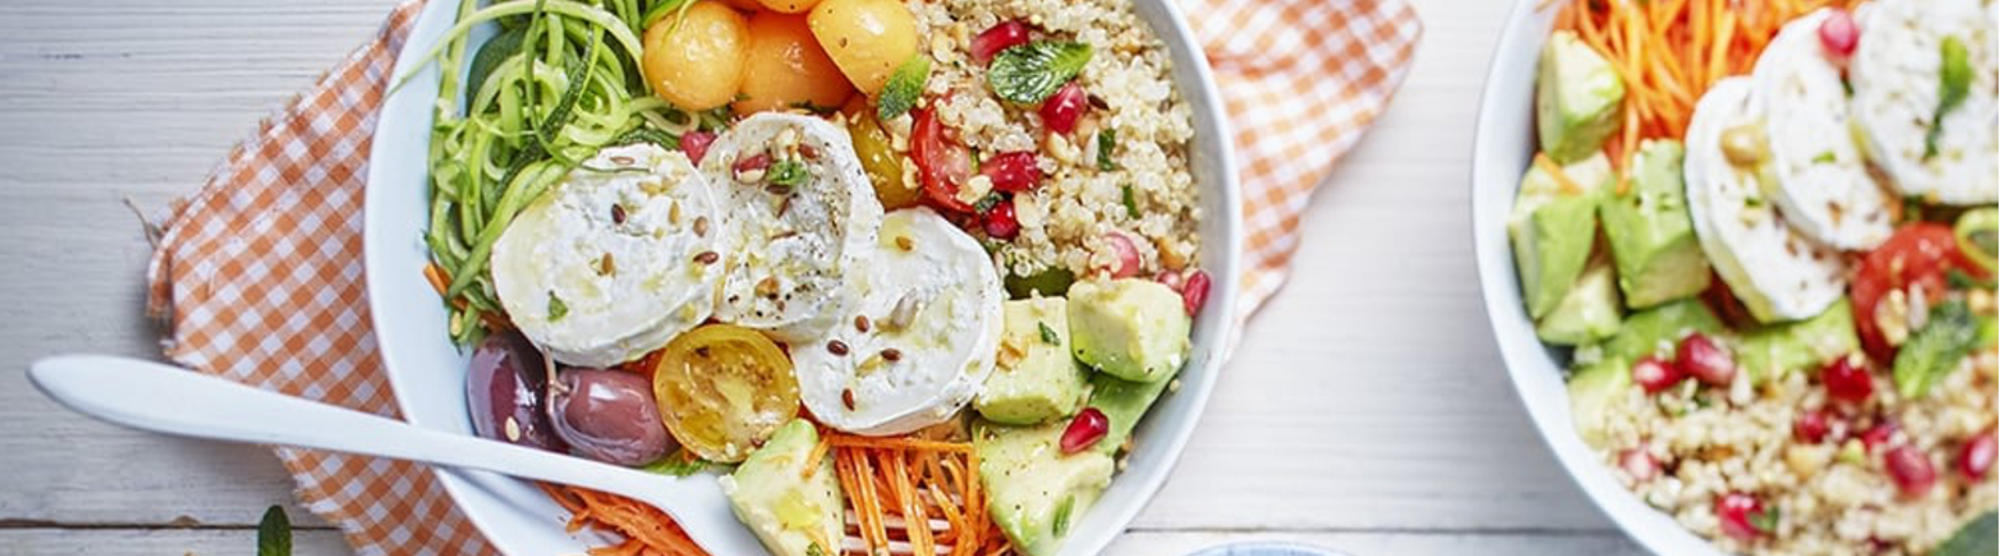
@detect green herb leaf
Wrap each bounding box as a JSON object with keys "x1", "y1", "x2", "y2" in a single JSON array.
[
  {"x1": 547, "y1": 292, "x2": 569, "y2": 322},
  {"x1": 1050, "y1": 494, "x2": 1077, "y2": 539},
  {"x1": 258, "y1": 505, "x2": 292, "y2": 556},
  {"x1": 639, "y1": 449, "x2": 713, "y2": 477},
  {"x1": 1893, "y1": 300, "x2": 1978, "y2": 398},
  {"x1": 1812, "y1": 151, "x2": 1835, "y2": 164},
  {"x1": 767, "y1": 159, "x2": 810, "y2": 189},
  {"x1": 806, "y1": 543, "x2": 829, "y2": 556},
  {"x1": 1096, "y1": 129, "x2": 1118, "y2": 171},
  {"x1": 1038, "y1": 322, "x2": 1061, "y2": 345},
  {"x1": 879, "y1": 55, "x2": 931, "y2": 121},
  {"x1": 987, "y1": 41, "x2": 1092, "y2": 104},
  {"x1": 1749, "y1": 504, "x2": 1780, "y2": 533},
  {"x1": 1926, "y1": 36, "x2": 1972, "y2": 160},
  {"x1": 973, "y1": 192, "x2": 1005, "y2": 214},
  {"x1": 1934, "y1": 511, "x2": 1998, "y2": 556},
  {"x1": 1121, "y1": 183, "x2": 1139, "y2": 219}
]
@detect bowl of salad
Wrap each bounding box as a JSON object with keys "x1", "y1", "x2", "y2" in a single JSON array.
[
  {"x1": 1472, "y1": 0, "x2": 1997, "y2": 554},
  {"x1": 364, "y1": 0, "x2": 1239, "y2": 554}
]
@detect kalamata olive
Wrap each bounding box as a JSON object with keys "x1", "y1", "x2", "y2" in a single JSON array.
[
  {"x1": 548, "y1": 368, "x2": 675, "y2": 466},
  {"x1": 465, "y1": 332, "x2": 566, "y2": 452}
]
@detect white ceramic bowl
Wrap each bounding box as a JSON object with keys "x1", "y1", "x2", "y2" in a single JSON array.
[
  {"x1": 363, "y1": 1, "x2": 1241, "y2": 554},
  {"x1": 1470, "y1": 1, "x2": 1723, "y2": 554}
]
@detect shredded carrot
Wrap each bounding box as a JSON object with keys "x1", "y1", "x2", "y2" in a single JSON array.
[
  {"x1": 829, "y1": 432, "x2": 997, "y2": 556},
  {"x1": 1545, "y1": 0, "x2": 1832, "y2": 181},
  {"x1": 537, "y1": 483, "x2": 709, "y2": 556},
  {"x1": 1534, "y1": 153, "x2": 1587, "y2": 196}
]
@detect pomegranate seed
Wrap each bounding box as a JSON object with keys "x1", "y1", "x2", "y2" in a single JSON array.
[
  {"x1": 1818, "y1": 9, "x2": 1859, "y2": 57},
  {"x1": 982, "y1": 199, "x2": 1020, "y2": 240},
  {"x1": 971, "y1": 21, "x2": 1033, "y2": 64},
  {"x1": 1155, "y1": 270, "x2": 1186, "y2": 292},
  {"x1": 1821, "y1": 357, "x2": 1873, "y2": 404},
  {"x1": 1794, "y1": 410, "x2": 1831, "y2": 444},
  {"x1": 980, "y1": 151, "x2": 1042, "y2": 192},
  {"x1": 1861, "y1": 421, "x2": 1899, "y2": 452},
  {"x1": 1715, "y1": 493, "x2": 1770, "y2": 541},
  {"x1": 1677, "y1": 333, "x2": 1737, "y2": 386},
  {"x1": 679, "y1": 131, "x2": 716, "y2": 164},
  {"x1": 1061, "y1": 407, "x2": 1109, "y2": 454},
  {"x1": 1959, "y1": 432, "x2": 1996, "y2": 479},
  {"x1": 1884, "y1": 445, "x2": 1937, "y2": 497},
  {"x1": 1619, "y1": 448, "x2": 1659, "y2": 481},
  {"x1": 734, "y1": 152, "x2": 771, "y2": 174},
  {"x1": 1182, "y1": 269, "x2": 1212, "y2": 316},
  {"x1": 1101, "y1": 232, "x2": 1141, "y2": 278},
  {"x1": 1040, "y1": 82, "x2": 1089, "y2": 135},
  {"x1": 1632, "y1": 356, "x2": 1685, "y2": 394}
]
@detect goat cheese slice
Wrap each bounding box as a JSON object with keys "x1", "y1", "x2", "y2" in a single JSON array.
[
  {"x1": 793, "y1": 208, "x2": 1005, "y2": 436},
  {"x1": 1685, "y1": 78, "x2": 1846, "y2": 323},
  {"x1": 491, "y1": 144, "x2": 723, "y2": 367},
  {"x1": 703, "y1": 113, "x2": 885, "y2": 343},
  {"x1": 1750, "y1": 8, "x2": 1895, "y2": 250},
  {"x1": 1850, "y1": 0, "x2": 1998, "y2": 205}
]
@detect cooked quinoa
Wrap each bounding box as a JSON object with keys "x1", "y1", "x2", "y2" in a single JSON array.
[
  {"x1": 903, "y1": 0, "x2": 1201, "y2": 279},
  {"x1": 1588, "y1": 346, "x2": 1999, "y2": 555}
]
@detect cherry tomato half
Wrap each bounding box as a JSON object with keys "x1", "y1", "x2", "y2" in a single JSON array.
[
  {"x1": 910, "y1": 107, "x2": 976, "y2": 213},
  {"x1": 651, "y1": 324, "x2": 800, "y2": 463},
  {"x1": 1851, "y1": 223, "x2": 1985, "y2": 361}
]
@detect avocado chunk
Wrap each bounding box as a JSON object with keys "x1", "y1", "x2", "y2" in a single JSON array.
[
  {"x1": 1537, "y1": 257, "x2": 1623, "y2": 345},
  {"x1": 1510, "y1": 152, "x2": 1614, "y2": 319},
  {"x1": 1537, "y1": 30, "x2": 1625, "y2": 163},
  {"x1": 1593, "y1": 298, "x2": 1724, "y2": 363},
  {"x1": 718, "y1": 420, "x2": 843, "y2": 556},
  {"x1": 977, "y1": 420, "x2": 1116, "y2": 556},
  {"x1": 1736, "y1": 299, "x2": 1859, "y2": 385},
  {"x1": 977, "y1": 298, "x2": 1090, "y2": 425},
  {"x1": 1084, "y1": 371, "x2": 1176, "y2": 457},
  {"x1": 1601, "y1": 140, "x2": 1712, "y2": 308},
  {"x1": 1067, "y1": 279, "x2": 1191, "y2": 383},
  {"x1": 1568, "y1": 356, "x2": 1633, "y2": 449}
]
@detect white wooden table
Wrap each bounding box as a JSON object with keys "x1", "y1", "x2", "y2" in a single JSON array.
[{"x1": 0, "y1": 0, "x2": 1649, "y2": 553}]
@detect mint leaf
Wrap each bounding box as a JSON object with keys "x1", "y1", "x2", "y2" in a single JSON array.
[
  {"x1": 1926, "y1": 36, "x2": 1971, "y2": 160},
  {"x1": 987, "y1": 41, "x2": 1092, "y2": 104},
  {"x1": 1935, "y1": 511, "x2": 1998, "y2": 556},
  {"x1": 1038, "y1": 322, "x2": 1061, "y2": 344},
  {"x1": 258, "y1": 505, "x2": 292, "y2": 556},
  {"x1": 547, "y1": 292, "x2": 569, "y2": 322},
  {"x1": 878, "y1": 55, "x2": 930, "y2": 121},
  {"x1": 1893, "y1": 300, "x2": 1977, "y2": 397}
]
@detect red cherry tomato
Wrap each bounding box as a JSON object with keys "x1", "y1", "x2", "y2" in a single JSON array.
[
  {"x1": 1851, "y1": 224, "x2": 1984, "y2": 361},
  {"x1": 971, "y1": 21, "x2": 1032, "y2": 65},
  {"x1": 909, "y1": 107, "x2": 976, "y2": 213}
]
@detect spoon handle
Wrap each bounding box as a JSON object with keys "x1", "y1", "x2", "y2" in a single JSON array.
[{"x1": 25, "y1": 355, "x2": 713, "y2": 518}]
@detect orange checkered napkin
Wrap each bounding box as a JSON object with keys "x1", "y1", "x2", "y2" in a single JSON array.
[{"x1": 141, "y1": 0, "x2": 1418, "y2": 553}]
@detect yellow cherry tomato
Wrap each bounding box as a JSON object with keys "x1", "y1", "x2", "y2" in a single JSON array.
[
  {"x1": 734, "y1": 12, "x2": 855, "y2": 116},
  {"x1": 651, "y1": 324, "x2": 800, "y2": 463},
  {"x1": 642, "y1": 1, "x2": 750, "y2": 111},
  {"x1": 841, "y1": 97, "x2": 919, "y2": 209},
  {"x1": 806, "y1": 0, "x2": 918, "y2": 94}
]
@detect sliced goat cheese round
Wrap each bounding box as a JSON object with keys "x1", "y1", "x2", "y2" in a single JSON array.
[
  {"x1": 702, "y1": 113, "x2": 885, "y2": 343},
  {"x1": 1685, "y1": 78, "x2": 1846, "y2": 323},
  {"x1": 1750, "y1": 8, "x2": 1895, "y2": 250},
  {"x1": 491, "y1": 144, "x2": 723, "y2": 367},
  {"x1": 1850, "y1": 0, "x2": 1997, "y2": 205},
  {"x1": 793, "y1": 208, "x2": 1004, "y2": 436}
]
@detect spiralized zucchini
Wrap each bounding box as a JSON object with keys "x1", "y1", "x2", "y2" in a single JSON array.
[{"x1": 408, "y1": 0, "x2": 718, "y2": 345}]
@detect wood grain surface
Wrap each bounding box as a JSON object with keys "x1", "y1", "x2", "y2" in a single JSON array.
[{"x1": 0, "y1": 0, "x2": 1645, "y2": 553}]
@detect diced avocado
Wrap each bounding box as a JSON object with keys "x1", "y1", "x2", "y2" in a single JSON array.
[
  {"x1": 718, "y1": 420, "x2": 843, "y2": 556},
  {"x1": 1600, "y1": 140, "x2": 1712, "y2": 308},
  {"x1": 1510, "y1": 152, "x2": 1614, "y2": 319},
  {"x1": 1537, "y1": 257, "x2": 1623, "y2": 345},
  {"x1": 1084, "y1": 372, "x2": 1174, "y2": 456},
  {"x1": 1736, "y1": 299, "x2": 1859, "y2": 384},
  {"x1": 977, "y1": 298, "x2": 1090, "y2": 425},
  {"x1": 1568, "y1": 356, "x2": 1633, "y2": 449},
  {"x1": 1536, "y1": 30, "x2": 1625, "y2": 163},
  {"x1": 1067, "y1": 279, "x2": 1191, "y2": 383},
  {"x1": 977, "y1": 420, "x2": 1116, "y2": 556},
  {"x1": 1594, "y1": 298, "x2": 1724, "y2": 363}
]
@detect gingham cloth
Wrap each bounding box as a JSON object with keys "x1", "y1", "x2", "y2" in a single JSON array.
[{"x1": 142, "y1": 0, "x2": 1419, "y2": 553}]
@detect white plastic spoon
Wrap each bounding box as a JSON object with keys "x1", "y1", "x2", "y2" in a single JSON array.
[{"x1": 26, "y1": 354, "x2": 767, "y2": 555}]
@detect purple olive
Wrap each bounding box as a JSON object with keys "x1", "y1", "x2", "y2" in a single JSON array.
[
  {"x1": 465, "y1": 331, "x2": 566, "y2": 452},
  {"x1": 548, "y1": 368, "x2": 675, "y2": 466}
]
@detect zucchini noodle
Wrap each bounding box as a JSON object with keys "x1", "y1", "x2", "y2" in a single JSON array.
[{"x1": 413, "y1": 0, "x2": 707, "y2": 345}]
